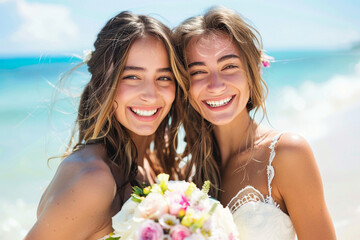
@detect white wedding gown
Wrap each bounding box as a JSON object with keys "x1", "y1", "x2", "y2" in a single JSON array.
[
  {"x1": 226, "y1": 133, "x2": 296, "y2": 240},
  {"x1": 101, "y1": 134, "x2": 296, "y2": 240}
]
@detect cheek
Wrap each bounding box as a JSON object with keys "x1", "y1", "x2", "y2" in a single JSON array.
[
  {"x1": 113, "y1": 86, "x2": 129, "y2": 116},
  {"x1": 188, "y1": 90, "x2": 202, "y2": 114},
  {"x1": 170, "y1": 85, "x2": 176, "y2": 102},
  {"x1": 187, "y1": 83, "x2": 201, "y2": 113},
  {"x1": 189, "y1": 80, "x2": 200, "y2": 100},
  {"x1": 162, "y1": 85, "x2": 176, "y2": 105},
  {"x1": 243, "y1": 81, "x2": 250, "y2": 99}
]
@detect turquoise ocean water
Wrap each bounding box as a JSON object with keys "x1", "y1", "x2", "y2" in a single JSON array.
[{"x1": 1, "y1": 50, "x2": 360, "y2": 238}]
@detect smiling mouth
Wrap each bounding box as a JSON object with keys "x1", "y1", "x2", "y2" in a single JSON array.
[
  {"x1": 204, "y1": 95, "x2": 234, "y2": 108},
  {"x1": 130, "y1": 107, "x2": 159, "y2": 117}
]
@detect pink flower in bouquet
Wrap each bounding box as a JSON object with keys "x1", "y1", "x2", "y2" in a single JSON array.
[
  {"x1": 137, "y1": 192, "x2": 168, "y2": 219},
  {"x1": 170, "y1": 224, "x2": 192, "y2": 240},
  {"x1": 167, "y1": 191, "x2": 190, "y2": 216},
  {"x1": 137, "y1": 219, "x2": 163, "y2": 240}
]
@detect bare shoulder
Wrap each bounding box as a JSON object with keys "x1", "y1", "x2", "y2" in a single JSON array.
[
  {"x1": 61, "y1": 148, "x2": 116, "y2": 199},
  {"x1": 272, "y1": 132, "x2": 319, "y2": 187},
  {"x1": 273, "y1": 132, "x2": 315, "y2": 168},
  {"x1": 272, "y1": 133, "x2": 336, "y2": 239},
  {"x1": 26, "y1": 144, "x2": 116, "y2": 240},
  {"x1": 42, "y1": 144, "x2": 116, "y2": 206},
  {"x1": 275, "y1": 132, "x2": 312, "y2": 152}
]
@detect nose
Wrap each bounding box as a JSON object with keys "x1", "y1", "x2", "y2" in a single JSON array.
[
  {"x1": 207, "y1": 72, "x2": 226, "y2": 93},
  {"x1": 140, "y1": 80, "x2": 158, "y2": 103}
]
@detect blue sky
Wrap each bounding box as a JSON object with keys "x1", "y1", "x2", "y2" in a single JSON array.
[{"x1": 0, "y1": 0, "x2": 359, "y2": 56}]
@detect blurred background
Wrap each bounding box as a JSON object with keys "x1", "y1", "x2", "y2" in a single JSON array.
[{"x1": 0, "y1": 0, "x2": 359, "y2": 239}]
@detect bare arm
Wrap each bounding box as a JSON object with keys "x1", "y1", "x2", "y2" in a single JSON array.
[
  {"x1": 24, "y1": 157, "x2": 117, "y2": 240},
  {"x1": 274, "y1": 133, "x2": 336, "y2": 240}
]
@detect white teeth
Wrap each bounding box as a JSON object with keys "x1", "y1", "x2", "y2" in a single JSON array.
[
  {"x1": 131, "y1": 108, "x2": 158, "y2": 116},
  {"x1": 206, "y1": 96, "x2": 232, "y2": 107}
]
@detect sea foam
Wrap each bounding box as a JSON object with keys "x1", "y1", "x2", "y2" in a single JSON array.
[{"x1": 268, "y1": 60, "x2": 360, "y2": 140}]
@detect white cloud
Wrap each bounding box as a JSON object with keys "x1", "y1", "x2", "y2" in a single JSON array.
[{"x1": 11, "y1": 0, "x2": 79, "y2": 50}]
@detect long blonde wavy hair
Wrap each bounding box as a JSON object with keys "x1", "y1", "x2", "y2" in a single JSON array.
[
  {"x1": 64, "y1": 11, "x2": 186, "y2": 204},
  {"x1": 174, "y1": 6, "x2": 268, "y2": 198}
]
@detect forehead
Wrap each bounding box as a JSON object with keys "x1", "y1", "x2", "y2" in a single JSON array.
[
  {"x1": 185, "y1": 32, "x2": 239, "y2": 61},
  {"x1": 128, "y1": 35, "x2": 166, "y2": 57}
]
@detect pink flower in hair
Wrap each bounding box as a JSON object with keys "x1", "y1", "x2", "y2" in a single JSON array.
[
  {"x1": 260, "y1": 51, "x2": 274, "y2": 68},
  {"x1": 262, "y1": 60, "x2": 270, "y2": 68}
]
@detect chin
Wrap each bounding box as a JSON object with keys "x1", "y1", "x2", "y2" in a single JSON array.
[
  {"x1": 131, "y1": 127, "x2": 158, "y2": 136},
  {"x1": 204, "y1": 115, "x2": 235, "y2": 126}
]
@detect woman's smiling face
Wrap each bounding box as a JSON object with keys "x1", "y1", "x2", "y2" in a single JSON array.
[
  {"x1": 114, "y1": 35, "x2": 176, "y2": 136},
  {"x1": 185, "y1": 33, "x2": 250, "y2": 126}
]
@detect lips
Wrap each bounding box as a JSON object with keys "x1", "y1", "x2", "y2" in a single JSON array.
[
  {"x1": 203, "y1": 95, "x2": 234, "y2": 108},
  {"x1": 128, "y1": 106, "x2": 162, "y2": 122},
  {"x1": 130, "y1": 107, "x2": 159, "y2": 116}
]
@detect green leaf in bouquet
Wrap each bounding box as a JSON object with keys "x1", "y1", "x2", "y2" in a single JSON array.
[
  {"x1": 209, "y1": 202, "x2": 219, "y2": 215},
  {"x1": 132, "y1": 186, "x2": 143, "y2": 196},
  {"x1": 105, "y1": 236, "x2": 121, "y2": 240},
  {"x1": 131, "y1": 193, "x2": 143, "y2": 203},
  {"x1": 104, "y1": 232, "x2": 121, "y2": 240}
]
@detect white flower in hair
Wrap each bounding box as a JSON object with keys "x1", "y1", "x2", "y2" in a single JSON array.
[{"x1": 82, "y1": 49, "x2": 93, "y2": 63}]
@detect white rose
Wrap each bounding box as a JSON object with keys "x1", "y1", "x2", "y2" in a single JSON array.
[
  {"x1": 135, "y1": 192, "x2": 169, "y2": 219},
  {"x1": 111, "y1": 199, "x2": 141, "y2": 239},
  {"x1": 209, "y1": 202, "x2": 239, "y2": 238}
]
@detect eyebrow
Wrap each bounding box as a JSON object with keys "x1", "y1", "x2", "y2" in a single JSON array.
[
  {"x1": 217, "y1": 54, "x2": 240, "y2": 63},
  {"x1": 187, "y1": 62, "x2": 205, "y2": 69},
  {"x1": 187, "y1": 54, "x2": 240, "y2": 69},
  {"x1": 124, "y1": 66, "x2": 172, "y2": 72}
]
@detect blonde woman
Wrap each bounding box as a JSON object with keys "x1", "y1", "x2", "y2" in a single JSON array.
[
  {"x1": 174, "y1": 6, "x2": 336, "y2": 240},
  {"x1": 25, "y1": 11, "x2": 185, "y2": 240}
]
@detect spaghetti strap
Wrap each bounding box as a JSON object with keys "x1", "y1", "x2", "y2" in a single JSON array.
[{"x1": 266, "y1": 133, "x2": 282, "y2": 201}]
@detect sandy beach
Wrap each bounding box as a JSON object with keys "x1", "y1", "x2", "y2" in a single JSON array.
[{"x1": 311, "y1": 102, "x2": 360, "y2": 239}]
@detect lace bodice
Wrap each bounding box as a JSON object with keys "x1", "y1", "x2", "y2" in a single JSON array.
[{"x1": 227, "y1": 133, "x2": 296, "y2": 240}]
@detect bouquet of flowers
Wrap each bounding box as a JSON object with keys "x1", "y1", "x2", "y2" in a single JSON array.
[{"x1": 102, "y1": 174, "x2": 239, "y2": 240}]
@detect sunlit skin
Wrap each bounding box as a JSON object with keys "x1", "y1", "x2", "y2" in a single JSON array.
[
  {"x1": 185, "y1": 33, "x2": 336, "y2": 240},
  {"x1": 185, "y1": 33, "x2": 249, "y2": 126},
  {"x1": 115, "y1": 35, "x2": 175, "y2": 137},
  {"x1": 24, "y1": 36, "x2": 177, "y2": 240}
]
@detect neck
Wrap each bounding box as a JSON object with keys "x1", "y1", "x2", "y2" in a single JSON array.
[{"x1": 213, "y1": 111, "x2": 257, "y2": 168}]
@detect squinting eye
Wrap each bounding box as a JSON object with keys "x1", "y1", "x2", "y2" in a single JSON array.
[
  {"x1": 122, "y1": 75, "x2": 139, "y2": 80},
  {"x1": 190, "y1": 70, "x2": 206, "y2": 76},
  {"x1": 158, "y1": 76, "x2": 173, "y2": 81},
  {"x1": 223, "y1": 65, "x2": 238, "y2": 70}
]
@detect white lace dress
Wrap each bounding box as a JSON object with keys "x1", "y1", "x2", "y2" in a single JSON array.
[{"x1": 227, "y1": 134, "x2": 296, "y2": 240}]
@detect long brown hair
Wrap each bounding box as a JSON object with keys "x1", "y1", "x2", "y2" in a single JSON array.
[
  {"x1": 64, "y1": 11, "x2": 186, "y2": 203},
  {"x1": 174, "y1": 6, "x2": 268, "y2": 198}
]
